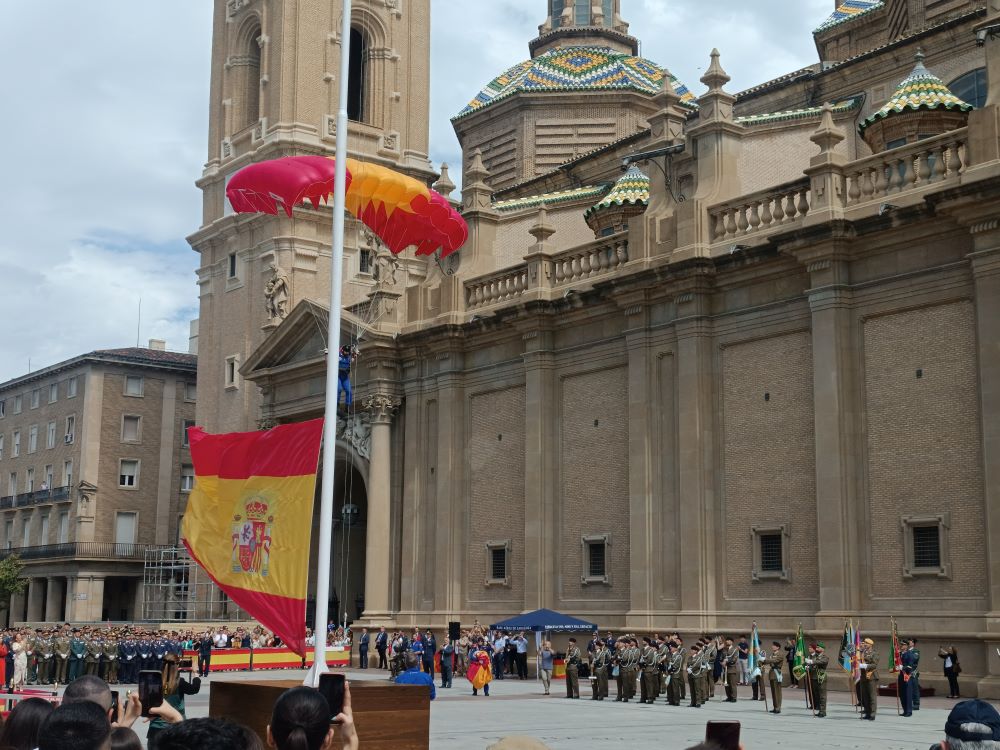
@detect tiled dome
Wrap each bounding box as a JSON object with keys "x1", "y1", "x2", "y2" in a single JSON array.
[
  {"x1": 584, "y1": 165, "x2": 649, "y2": 236},
  {"x1": 859, "y1": 55, "x2": 974, "y2": 134},
  {"x1": 814, "y1": 0, "x2": 883, "y2": 34},
  {"x1": 454, "y1": 46, "x2": 696, "y2": 120}
]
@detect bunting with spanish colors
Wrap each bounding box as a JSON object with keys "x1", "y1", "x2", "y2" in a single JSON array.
[{"x1": 181, "y1": 419, "x2": 324, "y2": 657}]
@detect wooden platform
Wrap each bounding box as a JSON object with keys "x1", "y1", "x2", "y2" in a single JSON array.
[{"x1": 209, "y1": 678, "x2": 430, "y2": 750}]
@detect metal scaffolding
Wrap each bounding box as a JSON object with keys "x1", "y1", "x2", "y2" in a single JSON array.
[{"x1": 141, "y1": 546, "x2": 249, "y2": 623}]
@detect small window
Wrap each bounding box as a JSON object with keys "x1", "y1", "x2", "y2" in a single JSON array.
[
  {"x1": 752, "y1": 525, "x2": 790, "y2": 581},
  {"x1": 0, "y1": 400, "x2": 5, "y2": 418},
  {"x1": 359, "y1": 248, "x2": 372, "y2": 275},
  {"x1": 347, "y1": 28, "x2": 368, "y2": 123},
  {"x1": 228, "y1": 252, "x2": 238, "y2": 279},
  {"x1": 182, "y1": 419, "x2": 196, "y2": 447},
  {"x1": 43, "y1": 465, "x2": 53, "y2": 490},
  {"x1": 46, "y1": 421, "x2": 56, "y2": 450},
  {"x1": 48, "y1": 384, "x2": 58, "y2": 403},
  {"x1": 0, "y1": 434, "x2": 4, "y2": 460},
  {"x1": 22, "y1": 517, "x2": 30, "y2": 547},
  {"x1": 4, "y1": 520, "x2": 12, "y2": 549},
  {"x1": 63, "y1": 460, "x2": 73, "y2": 488},
  {"x1": 12, "y1": 395, "x2": 21, "y2": 415},
  {"x1": 485, "y1": 540, "x2": 510, "y2": 586},
  {"x1": 124, "y1": 376, "x2": 144, "y2": 397},
  {"x1": 30, "y1": 389, "x2": 40, "y2": 409},
  {"x1": 184, "y1": 382, "x2": 197, "y2": 401},
  {"x1": 64, "y1": 415, "x2": 75, "y2": 444},
  {"x1": 39, "y1": 513, "x2": 49, "y2": 544},
  {"x1": 58, "y1": 511, "x2": 69, "y2": 544},
  {"x1": 67, "y1": 376, "x2": 78, "y2": 398},
  {"x1": 11, "y1": 431, "x2": 20, "y2": 458},
  {"x1": 181, "y1": 464, "x2": 195, "y2": 492},
  {"x1": 582, "y1": 534, "x2": 610, "y2": 584},
  {"x1": 902, "y1": 514, "x2": 950, "y2": 578},
  {"x1": 25, "y1": 468, "x2": 34, "y2": 493},
  {"x1": 119, "y1": 459, "x2": 139, "y2": 488},
  {"x1": 27, "y1": 425, "x2": 37, "y2": 454},
  {"x1": 122, "y1": 415, "x2": 141, "y2": 443},
  {"x1": 225, "y1": 355, "x2": 240, "y2": 389},
  {"x1": 7, "y1": 473, "x2": 16, "y2": 497},
  {"x1": 912, "y1": 526, "x2": 941, "y2": 568},
  {"x1": 949, "y1": 68, "x2": 987, "y2": 109}
]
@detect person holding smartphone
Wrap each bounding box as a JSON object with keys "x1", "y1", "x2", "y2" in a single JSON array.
[
  {"x1": 146, "y1": 653, "x2": 202, "y2": 748},
  {"x1": 267, "y1": 683, "x2": 359, "y2": 750}
]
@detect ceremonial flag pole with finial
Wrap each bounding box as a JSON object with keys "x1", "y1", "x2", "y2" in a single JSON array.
[{"x1": 304, "y1": 0, "x2": 353, "y2": 688}]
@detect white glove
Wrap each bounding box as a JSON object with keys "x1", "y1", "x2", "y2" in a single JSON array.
[
  {"x1": 686, "y1": 667, "x2": 692, "y2": 674},
  {"x1": 805, "y1": 659, "x2": 813, "y2": 665},
  {"x1": 859, "y1": 662, "x2": 868, "y2": 669}
]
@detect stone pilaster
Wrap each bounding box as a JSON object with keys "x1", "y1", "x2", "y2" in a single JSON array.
[
  {"x1": 44, "y1": 577, "x2": 63, "y2": 622},
  {"x1": 361, "y1": 393, "x2": 400, "y2": 622},
  {"x1": 432, "y1": 350, "x2": 466, "y2": 618},
  {"x1": 26, "y1": 578, "x2": 43, "y2": 622}
]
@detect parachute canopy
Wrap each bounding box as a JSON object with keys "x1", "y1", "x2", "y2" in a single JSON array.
[{"x1": 226, "y1": 156, "x2": 467, "y2": 257}]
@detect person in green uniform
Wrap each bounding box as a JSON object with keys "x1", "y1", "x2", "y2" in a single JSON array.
[
  {"x1": 765, "y1": 640, "x2": 784, "y2": 714},
  {"x1": 54, "y1": 628, "x2": 71, "y2": 684},
  {"x1": 591, "y1": 641, "x2": 610, "y2": 700},
  {"x1": 613, "y1": 641, "x2": 626, "y2": 701},
  {"x1": 103, "y1": 635, "x2": 119, "y2": 684},
  {"x1": 565, "y1": 638, "x2": 581, "y2": 699},
  {"x1": 657, "y1": 638, "x2": 670, "y2": 697},
  {"x1": 688, "y1": 644, "x2": 703, "y2": 707},
  {"x1": 723, "y1": 637, "x2": 739, "y2": 702},
  {"x1": 674, "y1": 636, "x2": 687, "y2": 701},
  {"x1": 806, "y1": 642, "x2": 829, "y2": 717},
  {"x1": 38, "y1": 630, "x2": 54, "y2": 685},
  {"x1": 640, "y1": 637, "x2": 658, "y2": 704},
  {"x1": 665, "y1": 641, "x2": 683, "y2": 706},
  {"x1": 858, "y1": 638, "x2": 879, "y2": 720},
  {"x1": 85, "y1": 633, "x2": 102, "y2": 676}
]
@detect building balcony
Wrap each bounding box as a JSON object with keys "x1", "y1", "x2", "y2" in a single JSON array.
[
  {"x1": 0, "y1": 542, "x2": 161, "y2": 562},
  {"x1": 0, "y1": 486, "x2": 72, "y2": 511}
]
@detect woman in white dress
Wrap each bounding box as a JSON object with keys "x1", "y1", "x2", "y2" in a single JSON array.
[{"x1": 11, "y1": 633, "x2": 26, "y2": 689}]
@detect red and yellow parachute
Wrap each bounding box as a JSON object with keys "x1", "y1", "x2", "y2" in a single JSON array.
[{"x1": 226, "y1": 156, "x2": 467, "y2": 257}]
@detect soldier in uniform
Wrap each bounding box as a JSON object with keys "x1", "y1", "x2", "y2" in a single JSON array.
[
  {"x1": 103, "y1": 634, "x2": 119, "y2": 684},
  {"x1": 37, "y1": 630, "x2": 54, "y2": 685},
  {"x1": 687, "y1": 643, "x2": 702, "y2": 707},
  {"x1": 590, "y1": 640, "x2": 610, "y2": 700},
  {"x1": 908, "y1": 638, "x2": 921, "y2": 711},
  {"x1": 673, "y1": 635, "x2": 687, "y2": 701},
  {"x1": 69, "y1": 630, "x2": 87, "y2": 681},
  {"x1": 665, "y1": 641, "x2": 683, "y2": 706},
  {"x1": 120, "y1": 633, "x2": 138, "y2": 684},
  {"x1": 85, "y1": 632, "x2": 102, "y2": 676},
  {"x1": 806, "y1": 642, "x2": 830, "y2": 718},
  {"x1": 613, "y1": 641, "x2": 625, "y2": 701},
  {"x1": 54, "y1": 628, "x2": 71, "y2": 684},
  {"x1": 765, "y1": 640, "x2": 784, "y2": 714},
  {"x1": 723, "y1": 637, "x2": 739, "y2": 702},
  {"x1": 657, "y1": 638, "x2": 671, "y2": 697},
  {"x1": 625, "y1": 638, "x2": 641, "y2": 702},
  {"x1": 899, "y1": 637, "x2": 918, "y2": 717},
  {"x1": 564, "y1": 637, "x2": 581, "y2": 699},
  {"x1": 152, "y1": 634, "x2": 169, "y2": 673},
  {"x1": 639, "y1": 637, "x2": 658, "y2": 704},
  {"x1": 858, "y1": 638, "x2": 879, "y2": 721},
  {"x1": 138, "y1": 632, "x2": 153, "y2": 672}
]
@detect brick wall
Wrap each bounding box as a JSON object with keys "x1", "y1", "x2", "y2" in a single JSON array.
[
  {"x1": 466, "y1": 386, "x2": 525, "y2": 604},
  {"x1": 864, "y1": 301, "x2": 987, "y2": 600},
  {"x1": 722, "y1": 331, "x2": 819, "y2": 601},
  {"x1": 559, "y1": 366, "x2": 630, "y2": 603}
]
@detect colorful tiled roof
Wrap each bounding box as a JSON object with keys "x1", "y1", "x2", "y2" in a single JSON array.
[
  {"x1": 454, "y1": 46, "x2": 697, "y2": 120},
  {"x1": 859, "y1": 55, "x2": 974, "y2": 133},
  {"x1": 493, "y1": 184, "x2": 609, "y2": 213},
  {"x1": 814, "y1": 0, "x2": 883, "y2": 33},
  {"x1": 736, "y1": 96, "x2": 863, "y2": 126},
  {"x1": 583, "y1": 166, "x2": 649, "y2": 220}
]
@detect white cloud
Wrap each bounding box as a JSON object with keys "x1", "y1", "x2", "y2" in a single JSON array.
[{"x1": 1, "y1": 0, "x2": 832, "y2": 382}]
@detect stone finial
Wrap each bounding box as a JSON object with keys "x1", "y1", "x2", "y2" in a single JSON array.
[
  {"x1": 528, "y1": 205, "x2": 556, "y2": 246},
  {"x1": 433, "y1": 163, "x2": 456, "y2": 198},
  {"x1": 810, "y1": 103, "x2": 846, "y2": 154},
  {"x1": 466, "y1": 148, "x2": 490, "y2": 186},
  {"x1": 655, "y1": 68, "x2": 683, "y2": 109},
  {"x1": 700, "y1": 48, "x2": 731, "y2": 94}
]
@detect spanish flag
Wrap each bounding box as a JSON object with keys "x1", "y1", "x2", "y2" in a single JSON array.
[{"x1": 181, "y1": 419, "x2": 324, "y2": 656}]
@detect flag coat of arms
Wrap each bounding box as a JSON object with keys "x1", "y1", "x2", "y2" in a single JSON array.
[{"x1": 181, "y1": 419, "x2": 324, "y2": 657}]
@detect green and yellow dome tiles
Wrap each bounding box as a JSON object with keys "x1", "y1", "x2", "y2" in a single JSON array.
[
  {"x1": 859, "y1": 52, "x2": 974, "y2": 135},
  {"x1": 814, "y1": 0, "x2": 883, "y2": 34},
  {"x1": 454, "y1": 46, "x2": 697, "y2": 120},
  {"x1": 584, "y1": 165, "x2": 650, "y2": 220}
]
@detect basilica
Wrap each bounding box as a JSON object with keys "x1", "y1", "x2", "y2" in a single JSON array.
[{"x1": 189, "y1": 0, "x2": 1000, "y2": 696}]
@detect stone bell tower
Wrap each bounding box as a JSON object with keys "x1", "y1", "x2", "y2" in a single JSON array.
[{"x1": 189, "y1": 0, "x2": 435, "y2": 433}]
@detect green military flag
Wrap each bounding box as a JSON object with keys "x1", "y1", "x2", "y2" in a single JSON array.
[{"x1": 792, "y1": 622, "x2": 807, "y2": 679}]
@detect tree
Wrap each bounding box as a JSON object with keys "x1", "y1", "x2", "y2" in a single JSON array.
[{"x1": 0, "y1": 555, "x2": 27, "y2": 613}]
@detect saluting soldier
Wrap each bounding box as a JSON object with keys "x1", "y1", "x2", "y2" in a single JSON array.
[
  {"x1": 639, "y1": 637, "x2": 658, "y2": 704},
  {"x1": 665, "y1": 641, "x2": 683, "y2": 706},
  {"x1": 806, "y1": 642, "x2": 830, "y2": 717},
  {"x1": 858, "y1": 638, "x2": 879, "y2": 720},
  {"x1": 564, "y1": 638, "x2": 581, "y2": 699},
  {"x1": 54, "y1": 628, "x2": 71, "y2": 684},
  {"x1": 764, "y1": 640, "x2": 784, "y2": 714},
  {"x1": 591, "y1": 640, "x2": 610, "y2": 700},
  {"x1": 103, "y1": 634, "x2": 119, "y2": 684},
  {"x1": 723, "y1": 637, "x2": 739, "y2": 702}
]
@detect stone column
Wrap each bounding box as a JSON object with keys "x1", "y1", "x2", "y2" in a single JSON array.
[
  {"x1": 64, "y1": 578, "x2": 77, "y2": 622},
  {"x1": 362, "y1": 394, "x2": 399, "y2": 621},
  {"x1": 44, "y1": 577, "x2": 63, "y2": 622},
  {"x1": 26, "y1": 578, "x2": 44, "y2": 622},
  {"x1": 87, "y1": 576, "x2": 105, "y2": 622},
  {"x1": 133, "y1": 578, "x2": 145, "y2": 622},
  {"x1": 9, "y1": 588, "x2": 26, "y2": 625},
  {"x1": 432, "y1": 363, "x2": 465, "y2": 617}
]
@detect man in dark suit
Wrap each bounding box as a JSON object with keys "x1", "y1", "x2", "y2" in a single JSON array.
[
  {"x1": 358, "y1": 628, "x2": 370, "y2": 669},
  {"x1": 375, "y1": 626, "x2": 388, "y2": 670}
]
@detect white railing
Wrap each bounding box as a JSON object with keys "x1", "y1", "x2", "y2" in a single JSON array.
[
  {"x1": 709, "y1": 179, "x2": 812, "y2": 243},
  {"x1": 845, "y1": 128, "x2": 967, "y2": 206}
]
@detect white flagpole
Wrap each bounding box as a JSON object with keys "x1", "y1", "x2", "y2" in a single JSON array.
[{"x1": 305, "y1": 0, "x2": 353, "y2": 688}]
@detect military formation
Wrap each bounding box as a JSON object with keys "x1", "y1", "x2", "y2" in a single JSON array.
[
  {"x1": 9, "y1": 625, "x2": 187, "y2": 686},
  {"x1": 569, "y1": 632, "x2": 889, "y2": 720}
]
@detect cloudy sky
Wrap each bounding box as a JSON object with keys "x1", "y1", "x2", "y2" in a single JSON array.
[{"x1": 0, "y1": 0, "x2": 833, "y2": 383}]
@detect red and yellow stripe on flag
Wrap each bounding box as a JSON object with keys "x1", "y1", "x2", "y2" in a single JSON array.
[{"x1": 181, "y1": 419, "x2": 324, "y2": 657}]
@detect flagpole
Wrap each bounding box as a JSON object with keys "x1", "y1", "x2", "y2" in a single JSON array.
[{"x1": 305, "y1": 0, "x2": 353, "y2": 688}]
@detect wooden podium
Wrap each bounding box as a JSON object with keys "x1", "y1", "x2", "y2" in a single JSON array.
[{"x1": 209, "y1": 679, "x2": 430, "y2": 749}]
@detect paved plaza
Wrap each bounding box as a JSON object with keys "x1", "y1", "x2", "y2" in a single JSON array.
[{"x1": 161, "y1": 667, "x2": 959, "y2": 749}]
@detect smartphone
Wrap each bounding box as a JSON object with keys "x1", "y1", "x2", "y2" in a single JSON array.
[
  {"x1": 317, "y1": 673, "x2": 346, "y2": 722},
  {"x1": 110, "y1": 691, "x2": 120, "y2": 724},
  {"x1": 137, "y1": 670, "x2": 164, "y2": 718},
  {"x1": 705, "y1": 720, "x2": 741, "y2": 750}
]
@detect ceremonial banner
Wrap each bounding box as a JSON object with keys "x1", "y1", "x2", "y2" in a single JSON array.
[
  {"x1": 890, "y1": 616, "x2": 902, "y2": 674},
  {"x1": 792, "y1": 623, "x2": 807, "y2": 679},
  {"x1": 840, "y1": 620, "x2": 853, "y2": 673},
  {"x1": 851, "y1": 628, "x2": 863, "y2": 683},
  {"x1": 181, "y1": 419, "x2": 324, "y2": 657},
  {"x1": 748, "y1": 623, "x2": 761, "y2": 679}
]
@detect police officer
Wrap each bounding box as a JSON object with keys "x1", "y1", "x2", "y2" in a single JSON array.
[
  {"x1": 565, "y1": 638, "x2": 581, "y2": 699},
  {"x1": 138, "y1": 632, "x2": 153, "y2": 672},
  {"x1": 765, "y1": 640, "x2": 784, "y2": 714}
]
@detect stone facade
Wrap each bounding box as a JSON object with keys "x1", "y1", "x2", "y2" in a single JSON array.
[
  {"x1": 197, "y1": 0, "x2": 1000, "y2": 697},
  {"x1": 0, "y1": 344, "x2": 196, "y2": 623}
]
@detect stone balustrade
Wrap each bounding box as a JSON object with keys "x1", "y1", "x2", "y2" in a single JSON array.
[
  {"x1": 552, "y1": 234, "x2": 629, "y2": 285},
  {"x1": 465, "y1": 266, "x2": 529, "y2": 310},
  {"x1": 845, "y1": 128, "x2": 967, "y2": 206},
  {"x1": 709, "y1": 179, "x2": 812, "y2": 243}
]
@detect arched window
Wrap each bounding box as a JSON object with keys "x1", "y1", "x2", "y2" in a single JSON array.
[
  {"x1": 948, "y1": 68, "x2": 987, "y2": 109},
  {"x1": 347, "y1": 27, "x2": 367, "y2": 123},
  {"x1": 243, "y1": 28, "x2": 261, "y2": 129}
]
